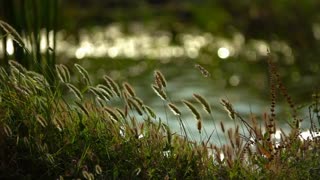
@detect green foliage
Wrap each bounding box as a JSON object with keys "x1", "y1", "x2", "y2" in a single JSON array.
[{"x1": 0, "y1": 61, "x2": 320, "y2": 179}]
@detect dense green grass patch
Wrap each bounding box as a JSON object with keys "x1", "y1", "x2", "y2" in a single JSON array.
[{"x1": 1, "y1": 60, "x2": 320, "y2": 179}]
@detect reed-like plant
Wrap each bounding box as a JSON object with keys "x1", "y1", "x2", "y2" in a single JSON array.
[{"x1": 1, "y1": 59, "x2": 320, "y2": 179}]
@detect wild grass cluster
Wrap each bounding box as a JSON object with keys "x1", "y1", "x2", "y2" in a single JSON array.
[{"x1": 1, "y1": 56, "x2": 320, "y2": 179}]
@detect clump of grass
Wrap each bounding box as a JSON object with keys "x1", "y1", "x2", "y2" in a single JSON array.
[
  {"x1": 0, "y1": 59, "x2": 320, "y2": 179},
  {"x1": 0, "y1": 61, "x2": 216, "y2": 179}
]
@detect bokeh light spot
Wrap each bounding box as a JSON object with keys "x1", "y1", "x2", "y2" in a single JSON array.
[
  {"x1": 229, "y1": 75, "x2": 240, "y2": 86},
  {"x1": 6, "y1": 38, "x2": 14, "y2": 55},
  {"x1": 217, "y1": 47, "x2": 230, "y2": 59}
]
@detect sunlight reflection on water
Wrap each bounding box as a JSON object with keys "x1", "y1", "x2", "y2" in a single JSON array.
[{"x1": 0, "y1": 23, "x2": 297, "y2": 63}]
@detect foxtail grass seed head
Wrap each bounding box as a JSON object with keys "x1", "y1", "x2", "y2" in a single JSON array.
[
  {"x1": 235, "y1": 134, "x2": 241, "y2": 148},
  {"x1": 82, "y1": 170, "x2": 91, "y2": 180},
  {"x1": 220, "y1": 121, "x2": 225, "y2": 133},
  {"x1": 103, "y1": 75, "x2": 121, "y2": 97},
  {"x1": 151, "y1": 84, "x2": 167, "y2": 101},
  {"x1": 97, "y1": 84, "x2": 113, "y2": 98},
  {"x1": 154, "y1": 70, "x2": 167, "y2": 88},
  {"x1": 0, "y1": 67, "x2": 9, "y2": 80},
  {"x1": 55, "y1": 64, "x2": 70, "y2": 83},
  {"x1": 96, "y1": 88, "x2": 111, "y2": 101},
  {"x1": 9, "y1": 60, "x2": 27, "y2": 73},
  {"x1": 90, "y1": 86, "x2": 111, "y2": 102},
  {"x1": 197, "y1": 120, "x2": 202, "y2": 133},
  {"x1": 103, "y1": 107, "x2": 119, "y2": 121},
  {"x1": 89, "y1": 86, "x2": 102, "y2": 97},
  {"x1": 123, "y1": 82, "x2": 136, "y2": 97},
  {"x1": 220, "y1": 99, "x2": 235, "y2": 120},
  {"x1": 60, "y1": 64, "x2": 71, "y2": 83},
  {"x1": 143, "y1": 105, "x2": 157, "y2": 119},
  {"x1": 168, "y1": 103, "x2": 181, "y2": 116},
  {"x1": 0, "y1": 20, "x2": 26, "y2": 49},
  {"x1": 36, "y1": 114, "x2": 47, "y2": 127},
  {"x1": 193, "y1": 93, "x2": 211, "y2": 114},
  {"x1": 182, "y1": 100, "x2": 201, "y2": 120},
  {"x1": 95, "y1": 165, "x2": 102, "y2": 175},
  {"x1": 104, "y1": 107, "x2": 119, "y2": 122},
  {"x1": 66, "y1": 83, "x2": 83, "y2": 101},
  {"x1": 10, "y1": 65, "x2": 26, "y2": 80},
  {"x1": 96, "y1": 97, "x2": 105, "y2": 107},
  {"x1": 53, "y1": 117, "x2": 64, "y2": 132},
  {"x1": 194, "y1": 64, "x2": 211, "y2": 77},
  {"x1": 75, "y1": 101, "x2": 90, "y2": 116},
  {"x1": 13, "y1": 84, "x2": 30, "y2": 96},
  {"x1": 116, "y1": 108, "x2": 127, "y2": 119},
  {"x1": 128, "y1": 98, "x2": 143, "y2": 116},
  {"x1": 3, "y1": 123, "x2": 13, "y2": 137},
  {"x1": 227, "y1": 129, "x2": 234, "y2": 148},
  {"x1": 75, "y1": 63, "x2": 91, "y2": 86},
  {"x1": 133, "y1": 97, "x2": 144, "y2": 108},
  {"x1": 27, "y1": 71, "x2": 49, "y2": 88}
]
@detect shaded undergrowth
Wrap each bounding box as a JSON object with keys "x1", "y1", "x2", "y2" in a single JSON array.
[{"x1": 1, "y1": 59, "x2": 320, "y2": 179}]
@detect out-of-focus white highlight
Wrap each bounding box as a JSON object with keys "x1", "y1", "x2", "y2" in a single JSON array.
[{"x1": 217, "y1": 47, "x2": 230, "y2": 59}]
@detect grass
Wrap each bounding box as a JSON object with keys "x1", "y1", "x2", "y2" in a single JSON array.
[{"x1": 1, "y1": 56, "x2": 320, "y2": 179}]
